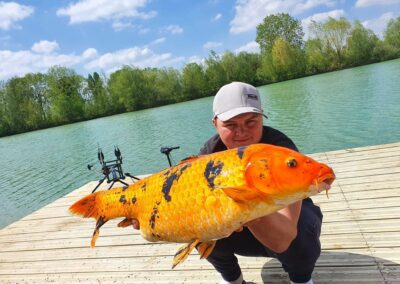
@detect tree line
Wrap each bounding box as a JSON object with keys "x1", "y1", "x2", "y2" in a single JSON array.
[{"x1": 1, "y1": 14, "x2": 399, "y2": 137}]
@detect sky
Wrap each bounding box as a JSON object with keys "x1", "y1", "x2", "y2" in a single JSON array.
[{"x1": 0, "y1": 0, "x2": 399, "y2": 80}]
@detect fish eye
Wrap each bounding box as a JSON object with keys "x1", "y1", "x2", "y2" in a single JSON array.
[{"x1": 286, "y1": 158, "x2": 297, "y2": 168}]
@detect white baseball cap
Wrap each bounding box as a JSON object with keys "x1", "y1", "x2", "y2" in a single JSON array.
[{"x1": 213, "y1": 82, "x2": 264, "y2": 121}]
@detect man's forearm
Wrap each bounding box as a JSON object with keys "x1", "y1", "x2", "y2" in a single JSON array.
[{"x1": 247, "y1": 201, "x2": 302, "y2": 253}]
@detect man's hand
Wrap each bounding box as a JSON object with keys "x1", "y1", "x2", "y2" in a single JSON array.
[{"x1": 131, "y1": 219, "x2": 140, "y2": 230}]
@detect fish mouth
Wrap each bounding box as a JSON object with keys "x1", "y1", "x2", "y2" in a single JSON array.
[{"x1": 312, "y1": 168, "x2": 336, "y2": 196}]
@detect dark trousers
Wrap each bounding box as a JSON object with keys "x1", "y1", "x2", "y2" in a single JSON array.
[{"x1": 205, "y1": 198, "x2": 323, "y2": 283}]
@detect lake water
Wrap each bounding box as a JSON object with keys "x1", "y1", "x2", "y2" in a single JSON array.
[{"x1": 1, "y1": 59, "x2": 399, "y2": 229}]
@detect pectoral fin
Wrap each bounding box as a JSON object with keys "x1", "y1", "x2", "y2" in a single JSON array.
[
  {"x1": 221, "y1": 187, "x2": 260, "y2": 203},
  {"x1": 172, "y1": 239, "x2": 200, "y2": 269},
  {"x1": 91, "y1": 216, "x2": 108, "y2": 248},
  {"x1": 197, "y1": 241, "x2": 216, "y2": 259}
]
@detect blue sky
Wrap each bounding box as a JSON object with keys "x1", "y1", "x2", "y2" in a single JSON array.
[{"x1": 0, "y1": 0, "x2": 399, "y2": 80}]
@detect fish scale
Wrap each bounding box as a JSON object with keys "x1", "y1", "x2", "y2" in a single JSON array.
[{"x1": 70, "y1": 143, "x2": 335, "y2": 268}]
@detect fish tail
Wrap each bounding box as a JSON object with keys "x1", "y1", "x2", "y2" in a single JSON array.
[
  {"x1": 69, "y1": 193, "x2": 99, "y2": 219},
  {"x1": 70, "y1": 192, "x2": 108, "y2": 247}
]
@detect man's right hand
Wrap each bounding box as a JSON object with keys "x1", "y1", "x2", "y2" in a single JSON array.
[{"x1": 131, "y1": 219, "x2": 140, "y2": 230}]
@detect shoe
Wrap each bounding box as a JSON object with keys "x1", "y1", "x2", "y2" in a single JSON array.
[
  {"x1": 291, "y1": 279, "x2": 313, "y2": 284},
  {"x1": 220, "y1": 274, "x2": 244, "y2": 284}
]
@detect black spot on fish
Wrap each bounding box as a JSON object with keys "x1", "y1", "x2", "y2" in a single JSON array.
[
  {"x1": 149, "y1": 206, "x2": 159, "y2": 229},
  {"x1": 237, "y1": 146, "x2": 247, "y2": 159},
  {"x1": 162, "y1": 164, "x2": 191, "y2": 202},
  {"x1": 122, "y1": 185, "x2": 128, "y2": 191},
  {"x1": 259, "y1": 173, "x2": 266, "y2": 180},
  {"x1": 151, "y1": 233, "x2": 161, "y2": 239},
  {"x1": 119, "y1": 195, "x2": 127, "y2": 204},
  {"x1": 132, "y1": 197, "x2": 137, "y2": 204},
  {"x1": 141, "y1": 183, "x2": 147, "y2": 192},
  {"x1": 204, "y1": 160, "x2": 224, "y2": 189}
]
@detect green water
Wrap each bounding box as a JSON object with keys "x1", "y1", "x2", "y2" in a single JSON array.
[{"x1": 1, "y1": 59, "x2": 399, "y2": 229}]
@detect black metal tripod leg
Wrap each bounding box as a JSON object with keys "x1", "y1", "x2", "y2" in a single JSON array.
[
  {"x1": 108, "y1": 181, "x2": 116, "y2": 190},
  {"x1": 125, "y1": 173, "x2": 141, "y2": 180},
  {"x1": 92, "y1": 176, "x2": 107, "y2": 193}
]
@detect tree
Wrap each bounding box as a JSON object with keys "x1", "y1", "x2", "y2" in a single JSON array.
[
  {"x1": 46, "y1": 66, "x2": 85, "y2": 123},
  {"x1": 204, "y1": 51, "x2": 227, "y2": 95},
  {"x1": 220, "y1": 51, "x2": 241, "y2": 83},
  {"x1": 256, "y1": 13, "x2": 304, "y2": 53},
  {"x1": 257, "y1": 51, "x2": 277, "y2": 83},
  {"x1": 304, "y1": 39, "x2": 333, "y2": 73},
  {"x1": 149, "y1": 67, "x2": 183, "y2": 105},
  {"x1": 309, "y1": 17, "x2": 351, "y2": 67},
  {"x1": 346, "y1": 21, "x2": 378, "y2": 66},
  {"x1": 86, "y1": 72, "x2": 109, "y2": 117},
  {"x1": 234, "y1": 52, "x2": 262, "y2": 86},
  {"x1": 0, "y1": 82, "x2": 10, "y2": 135},
  {"x1": 3, "y1": 77, "x2": 35, "y2": 132},
  {"x1": 24, "y1": 73, "x2": 49, "y2": 124},
  {"x1": 182, "y1": 63, "x2": 208, "y2": 100},
  {"x1": 384, "y1": 17, "x2": 400, "y2": 50}
]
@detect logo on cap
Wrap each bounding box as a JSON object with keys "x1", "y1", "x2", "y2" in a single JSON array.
[{"x1": 247, "y1": 94, "x2": 258, "y2": 100}]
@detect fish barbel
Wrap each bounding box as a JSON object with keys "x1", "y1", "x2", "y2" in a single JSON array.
[{"x1": 70, "y1": 143, "x2": 335, "y2": 268}]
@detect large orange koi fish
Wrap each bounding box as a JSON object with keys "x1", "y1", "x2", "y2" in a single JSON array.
[{"x1": 70, "y1": 144, "x2": 335, "y2": 268}]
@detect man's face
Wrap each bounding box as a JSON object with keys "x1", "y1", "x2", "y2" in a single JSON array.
[{"x1": 213, "y1": 112, "x2": 263, "y2": 149}]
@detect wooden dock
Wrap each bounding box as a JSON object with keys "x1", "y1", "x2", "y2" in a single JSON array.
[{"x1": 1, "y1": 142, "x2": 400, "y2": 283}]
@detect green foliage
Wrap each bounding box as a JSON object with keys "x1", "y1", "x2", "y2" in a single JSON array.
[
  {"x1": 372, "y1": 40, "x2": 399, "y2": 61},
  {"x1": 205, "y1": 51, "x2": 228, "y2": 95},
  {"x1": 46, "y1": 66, "x2": 85, "y2": 123},
  {"x1": 309, "y1": 17, "x2": 351, "y2": 67},
  {"x1": 384, "y1": 17, "x2": 400, "y2": 50},
  {"x1": 256, "y1": 13, "x2": 304, "y2": 53},
  {"x1": 346, "y1": 21, "x2": 378, "y2": 66},
  {"x1": 271, "y1": 38, "x2": 306, "y2": 80},
  {"x1": 86, "y1": 72, "x2": 110, "y2": 117},
  {"x1": 147, "y1": 67, "x2": 184, "y2": 105},
  {"x1": 182, "y1": 63, "x2": 208, "y2": 100},
  {"x1": 304, "y1": 39, "x2": 332, "y2": 73}
]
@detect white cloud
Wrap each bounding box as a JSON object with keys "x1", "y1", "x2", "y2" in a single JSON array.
[
  {"x1": 0, "y1": 2, "x2": 34, "y2": 30},
  {"x1": 56, "y1": 0, "x2": 157, "y2": 24},
  {"x1": 0, "y1": 50, "x2": 81, "y2": 79},
  {"x1": 148, "y1": 37, "x2": 166, "y2": 46},
  {"x1": 82, "y1": 48, "x2": 98, "y2": 59},
  {"x1": 235, "y1": 41, "x2": 260, "y2": 53},
  {"x1": 112, "y1": 21, "x2": 135, "y2": 31},
  {"x1": 362, "y1": 12, "x2": 397, "y2": 38},
  {"x1": 139, "y1": 27, "x2": 151, "y2": 34},
  {"x1": 355, "y1": 0, "x2": 400, "y2": 8},
  {"x1": 31, "y1": 40, "x2": 60, "y2": 54},
  {"x1": 213, "y1": 13, "x2": 222, "y2": 21},
  {"x1": 187, "y1": 55, "x2": 204, "y2": 65},
  {"x1": 0, "y1": 43, "x2": 184, "y2": 80},
  {"x1": 230, "y1": 0, "x2": 336, "y2": 34},
  {"x1": 203, "y1": 41, "x2": 223, "y2": 49},
  {"x1": 161, "y1": 25, "x2": 183, "y2": 34},
  {"x1": 302, "y1": 9, "x2": 345, "y2": 39},
  {"x1": 84, "y1": 46, "x2": 184, "y2": 74}
]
